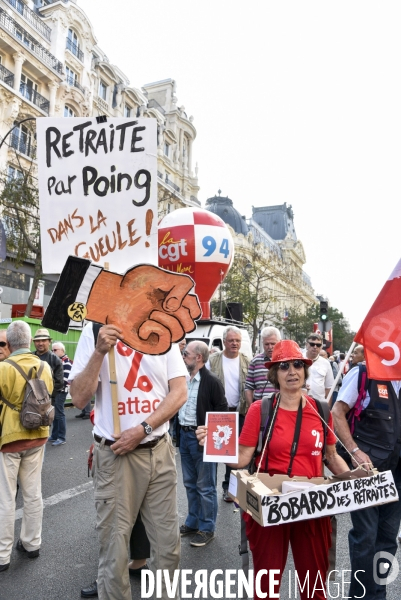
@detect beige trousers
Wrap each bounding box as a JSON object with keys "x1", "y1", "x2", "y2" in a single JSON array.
[
  {"x1": 0, "y1": 445, "x2": 45, "y2": 564},
  {"x1": 94, "y1": 434, "x2": 180, "y2": 600}
]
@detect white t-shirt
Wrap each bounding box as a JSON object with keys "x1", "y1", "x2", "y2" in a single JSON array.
[
  {"x1": 222, "y1": 354, "x2": 240, "y2": 408},
  {"x1": 305, "y1": 355, "x2": 334, "y2": 402},
  {"x1": 337, "y1": 366, "x2": 401, "y2": 410},
  {"x1": 69, "y1": 323, "x2": 187, "y2": 441}
]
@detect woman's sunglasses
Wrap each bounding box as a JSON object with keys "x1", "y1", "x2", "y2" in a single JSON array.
[
  {"x1": 278, "y1": 360, "x2": 305, "y2": 371},
  {"x1": 0, "y1": 341, "x2": 7, "y2": 347}
]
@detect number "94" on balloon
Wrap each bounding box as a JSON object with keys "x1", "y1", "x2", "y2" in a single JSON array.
[{"x1": 202, "y1": 236, "x2": 230, "y2": 259}]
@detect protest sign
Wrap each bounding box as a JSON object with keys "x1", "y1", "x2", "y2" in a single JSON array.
[
  {"x1": 36, "y1": 117, "x2": 157, "y2": 274},
  {"x1": 230, "y1": 469, "x2": 398, "y2": 527},
  {"x1": 204, "y1": 412, "x2": 238, "y2": 463}
]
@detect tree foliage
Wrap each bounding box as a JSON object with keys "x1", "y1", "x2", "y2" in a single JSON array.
[
  {"x1": 211, "y1": 249, "x2": 284, "y2": 352},
  {"x1": 0, "y1": 127, "x2": 42, "y2": 317},
  {"x1": 283, "y1": 303, "x2": 355, "y2": 352}
]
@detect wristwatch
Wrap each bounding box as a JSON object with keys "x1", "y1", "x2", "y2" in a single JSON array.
[{"x1": 141, "y1": 421, "x2": 153, "y2": 436}]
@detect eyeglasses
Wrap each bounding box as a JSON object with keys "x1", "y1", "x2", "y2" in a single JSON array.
[
  {"x1": 278, "y1": 360, "x2": 305, "y2": 371},
  {"x1": 308, "y1": 342, "x2": 322, "y2": 348},
  {"x1": 0, "y1": 341, "x2": 6, "y2": 348},
  {"x1": 182, "y1": 351, "x2": 192, "y2": 357}
]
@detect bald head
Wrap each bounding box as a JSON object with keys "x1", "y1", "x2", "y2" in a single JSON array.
[{"x1": 351, "y1": 345, "x2": 365, "y2": 365}]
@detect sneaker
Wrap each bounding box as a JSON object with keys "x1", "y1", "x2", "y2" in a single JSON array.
[
  {"x1": 16, "y1": 539, "x2": 39, "y2": 558},
  {"x1": 180, "y1": 524, "x2": 198, "y2": 537},
  {"x1": 52, "y1": 440, "x2": 66, "y2": 446},
  {"x1": 190, "y1": 531, "x2": 215, "y2": 547},
  {"x1": 47, "y1": 438, "x2": 57, "y2": 443},
  {"x1": 223, "y1": 489, "x2": 234, "y2": 503}
]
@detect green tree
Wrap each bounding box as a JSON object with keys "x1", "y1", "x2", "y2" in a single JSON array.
[
  {"x1": 0, "y1": 138, "x2": 42, "y2": 317},
  {"x1": 283, "y1": 302, "x2": 355, "y2": 352},
  {"x1": 212, "y1": 250, "x2": 283, "y2": 352}
]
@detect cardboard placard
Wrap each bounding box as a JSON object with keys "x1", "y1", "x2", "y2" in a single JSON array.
[
  {"x1": 203, "y1": 412, "x2": 238, "y2": 463},
  {"x1": 229, "y1": 469, "x2": 398, "y2": 527},
  {"x1": 37, "y1": 117, "x2": 157, "y2": 274}
]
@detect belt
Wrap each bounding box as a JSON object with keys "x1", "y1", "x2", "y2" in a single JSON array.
[
  {"x1": 228, "y1": 407, "x2": 238, "y2": 412},
  {"x1": 180, "y1": 425, "x2": 197, "y2": 432},
  {"x1": 94, "y1": 433, "x2": 166, "y2": 449}
]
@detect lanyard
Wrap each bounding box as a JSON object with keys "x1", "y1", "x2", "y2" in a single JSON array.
[{"x1": 264, "y1": 396, "x2": 304, "y2": 477}]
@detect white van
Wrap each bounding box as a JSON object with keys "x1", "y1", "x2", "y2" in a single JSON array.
[{"x1": 185, "y1": 319, "x2": 253, "y2": 360}]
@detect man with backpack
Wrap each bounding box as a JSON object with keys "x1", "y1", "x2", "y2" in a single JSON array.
[
  {"x1": 0, "y1": 321, "x2": 53, "y2": 572},
  {"x1": 332, "y1": 365, "x2": 401, "y2": 600}
]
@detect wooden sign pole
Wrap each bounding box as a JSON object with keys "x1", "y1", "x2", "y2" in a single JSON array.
[{"x1": 103, "y1": 261, "x2": 121, "y2": 438}]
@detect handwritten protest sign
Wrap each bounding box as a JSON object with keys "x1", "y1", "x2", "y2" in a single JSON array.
[
  {"x1": 230, "y1": 470, "x2": 398, "y2": 527},
  {"x1": 36, "y1": 117, "x2": 157, "y2": 274}
]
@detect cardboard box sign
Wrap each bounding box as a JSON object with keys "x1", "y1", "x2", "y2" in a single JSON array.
[{"x1": 228, "y1": 469, "x2": 398, "y2": 527}]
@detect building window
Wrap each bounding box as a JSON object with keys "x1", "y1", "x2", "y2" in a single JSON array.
[
  {"x1": 64, "y1": 105, "x2": 75, "y2": 118},
  {"x1": 66, "y1": 29, "x2": 83, "y2": 60},
  {"x1": 99, "y1": 80, "x2": 107, "y2": 100},
  {"x1": 164, "y1": 142, "x2": 170, "y2": 157},
  {"x1": 65, "y1": 66, "x2": 78, "y2": 87},
  {"x1": 7, "y1": 165, "x2": 24, "y2": 181},
  {"x1": 10, "y1": 123, "x2": 32, "y2": 157},
  {"x1": 124, "y1": 104, "x2": 131, "y2": 117}
]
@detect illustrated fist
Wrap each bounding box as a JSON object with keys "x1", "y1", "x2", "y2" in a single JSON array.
[{"x1": 86, "y1": 264, "x2": 201, "y2": 354}]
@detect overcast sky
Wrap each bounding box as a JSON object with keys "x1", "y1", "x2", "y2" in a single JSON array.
[{"x1": 80, "y1": 0, "x2": 401, "y2": 332}]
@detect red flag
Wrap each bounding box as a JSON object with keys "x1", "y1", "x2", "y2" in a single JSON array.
[{"x1": 355, "y1": 259, "x2": 401, "y2": 380}]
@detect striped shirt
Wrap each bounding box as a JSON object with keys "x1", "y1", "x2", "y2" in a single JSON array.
[
  {"x1": 245, "y1": 353, "x2": 278, "y2": 401},
  {"x1": 60, "y1": 354, "x2": 73, "y2": 391}
]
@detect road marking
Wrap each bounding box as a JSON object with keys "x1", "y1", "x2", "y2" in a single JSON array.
[{"x1": 15, "y1": 481, "x2": 93, "y2": 521}]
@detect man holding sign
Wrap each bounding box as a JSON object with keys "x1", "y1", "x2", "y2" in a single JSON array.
[{"x1": 69, "y1": 323, "x2": 187, "y2": 600}]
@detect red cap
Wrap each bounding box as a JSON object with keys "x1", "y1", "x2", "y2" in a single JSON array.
[{"x1": 265, "y1": 340, "x2": 312, "y2": 369}]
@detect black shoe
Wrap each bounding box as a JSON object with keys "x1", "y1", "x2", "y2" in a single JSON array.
[
  {"x1": 75, "y1": 413, "x2": 86, "y2": 418},
  {"x1": 81, "y1": 580, "x2": 98, "y2": 598},
  {"x1": 16, "y1": 539, "x2": 39, "y2": 558},
  {"x1": 81, "y1": 415, "x2": 90, "y2": 420},
  {"x1": 0, "y1": 563, "x2": 9, "y2": 572},
  {"x1": 223, "y1": 489, "x2": 234, "y2": 503},
  {"x1": 180, "y1": 524, "x2": 198, "y2": 536},
  {"x1": 129, "y1": 564, "x2": 149, "y2": 578},
  {"x1": 190, "y1": 531, "x2": 215, "y2": 547}
]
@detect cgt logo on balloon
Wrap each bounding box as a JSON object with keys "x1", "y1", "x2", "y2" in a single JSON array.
[{"x1": 158, "y1": 208, "x2": 234, "y2": 319}]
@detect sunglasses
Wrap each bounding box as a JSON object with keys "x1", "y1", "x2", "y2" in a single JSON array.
[
  {"x1": 308, "y1": 342, "x2": 322, "y2": 348},
  {"x1": 278, "y1": 360, "x2": 305, "y2": 371},
  {"x1": 0, "y1": 341, "x2": 6, "y2": 348}
]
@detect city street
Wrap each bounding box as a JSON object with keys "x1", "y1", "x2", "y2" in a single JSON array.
[{"x1": 2, "y1": 407, "x2": 401, "y2": 600}]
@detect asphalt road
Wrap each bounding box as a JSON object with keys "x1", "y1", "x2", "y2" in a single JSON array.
[{"x1": 1, "y1": 407, "x2": 401, "y2": 600}]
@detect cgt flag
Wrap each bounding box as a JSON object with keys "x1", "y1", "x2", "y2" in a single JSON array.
[{"x1": 355, "y1": 259, "x2": 401, "y2": 380}]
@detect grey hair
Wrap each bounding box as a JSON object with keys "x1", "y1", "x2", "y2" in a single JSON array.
[
  {"x1": 7, "y1": 320, "x2": 31, "y2": 350},
  {"x1": 52, "y1": 341, "x2": 65, "y2": 353},
  {"x1": 188, "y1": 341, "x2": 209, "y2": 364},
  {"x1": 223, "y1": 325, "x2": 242, "y2": 341},
  {"x1": 261, "y1": 326, "x2": 281, "y2": 341}
]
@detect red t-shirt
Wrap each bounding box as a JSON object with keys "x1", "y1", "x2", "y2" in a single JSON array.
[{"x1": 239, "y1": 397, "x2": 336, "y2": 478}]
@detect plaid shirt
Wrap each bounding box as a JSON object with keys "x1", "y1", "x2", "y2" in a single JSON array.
[{"x1": 245, "y1": 352, "x2": 278, "y2": 401}]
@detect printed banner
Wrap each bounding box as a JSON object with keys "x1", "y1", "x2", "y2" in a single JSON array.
[
  {"x1": 37, "y1": 117, "x2": 157, "y2": 274},
  {"x1": 204, "y1": 411, "x2": 238, "y2": 463}
]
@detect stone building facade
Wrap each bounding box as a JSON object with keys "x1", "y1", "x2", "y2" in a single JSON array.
[{"x1": 0, "y1": 0, "x2": 199, "y2": 314}]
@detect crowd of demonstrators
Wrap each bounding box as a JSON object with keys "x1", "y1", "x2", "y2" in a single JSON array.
[
  {"x1": 208, "y1": 326, "x2": 250, "y2": 502},
  {"x1": 2, "y1": 314, "x2": 401, "y2": 600},
  {"x1": 0, "y1": 321, "x2": 53, "y2": 572},
  {"x1": 178, "y1": 341, "x2": 227, "y2": 547}
]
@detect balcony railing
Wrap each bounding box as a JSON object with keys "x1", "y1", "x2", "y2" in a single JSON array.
[
  {"x1": 66, "y1": 37, "x2": 84, "y2": 62},
  {"x1": 66, "y1": 74, "x2": 85, "y2": 94},
  {"x1": 10, "y1": 131, "x2": 35, "y2": 157},
  {"x1": 157, "y1": 170, "x2": 163, "y2": 180},
  {"x1": 20, "y1": 82, "x2": 49, "y2": 114},
  {"x1": 165, "y1": 176, "x2": 180, "y2": 194},
  {"x1": 0, "y1": 8, "x2": 63, "y2": 74},
  {"x1": 6, "y1": 0, "x2": 51, "y2": 41},
  {"x1": 0, "y1": 63, "x2": 14, "y2": 87}
]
